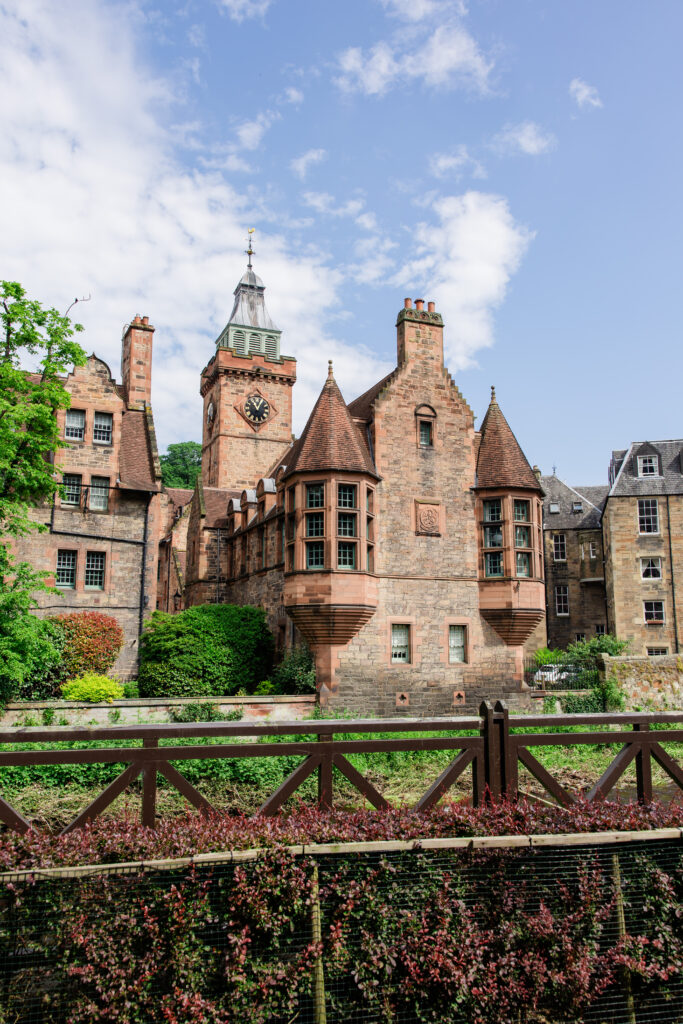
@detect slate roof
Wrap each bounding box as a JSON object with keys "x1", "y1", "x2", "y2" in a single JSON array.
[
  {"x1": 165, "y1": 487, "x2": 194, "y2": 508},
  {"x1": 540, "y1": 475, "x2": 607, "y2": 529},
  {"x1": 284, "y1": 365, "x2": 378, "y2": 479},
  {"x1": 119, "y1": 410, "x2": 160, "y2": 491},
  {"x1": 608, "y1": 440, "x2": 683, "y2": 497},
  {"x1": 475, "y1": 389, "x2": 541, "y2": 492},
  {"x1": 202, "y1": 485, "x2": 241, "y2": 529}
]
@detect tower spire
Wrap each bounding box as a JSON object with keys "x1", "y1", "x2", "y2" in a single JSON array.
[{"x1": 245, "y1": 227, "x2": 255, "y2": 269}]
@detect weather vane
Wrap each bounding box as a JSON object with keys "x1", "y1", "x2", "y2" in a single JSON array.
[{"x1": 245, "y1": 227, "x2": 255, "y2": 268}]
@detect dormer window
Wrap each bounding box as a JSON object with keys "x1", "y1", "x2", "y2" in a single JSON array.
[
  {"x1": 572, "y1": 501, "x2": 583, "y2": 513},
  {"x1": 638, "y1": 455, "x2": 658, "y2": 477}
]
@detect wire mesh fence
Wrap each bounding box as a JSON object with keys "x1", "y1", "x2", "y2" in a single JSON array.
[
  {"x1": 524, "y1": 654, "x2": 598, "y2": 691},
  {"x1": 1, "y1": 834, "x2": 681, "y2": 1023}
]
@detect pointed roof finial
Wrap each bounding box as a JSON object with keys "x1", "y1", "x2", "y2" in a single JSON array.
[
  {"x1": 245, "y1": 227, "x2": 255, "y2": 269},
  {"x1": 490, "y1": 385, "x2": 497, "y2": 404},
  {"x1": 327, "y1": 359, "x2": 334, "y2": 380}
]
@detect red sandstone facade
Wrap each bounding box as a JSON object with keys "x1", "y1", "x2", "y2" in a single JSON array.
[{"x1": 183, "y1": 269, "x2": 546, "y2": 715}]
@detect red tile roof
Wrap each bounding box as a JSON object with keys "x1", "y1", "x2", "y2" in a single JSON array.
[
  {"x1": 347, "y1": 371, "x2": 394, "y2": 422},
  {"x1": 284, "y1": 365, "x2": 377, "y2": 478},
  {"x1": 165, "y1": 487, "x2": 194, "y2": 507},
  {"x1": 202, "y1": 486, "x2": 241, "y2": 528},
  {"x1": 119, "y1": 410, "x2": 160, "y2": 491},
  {"x1": 476, "y1": 389, "x2": 541, "y2": 491}
]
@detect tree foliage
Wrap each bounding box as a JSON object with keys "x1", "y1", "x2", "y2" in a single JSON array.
[
  {"x1": 159, "y1": 441, "x2": 202, "y2": 489},
  {"x1": 0, "y1": 282, "x2": 87, "y2": 703},
  {"x1": 138, "y1": 604, "x2": 274, "y2": 698}
]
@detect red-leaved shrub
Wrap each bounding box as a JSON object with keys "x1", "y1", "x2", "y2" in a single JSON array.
[{"x1": 52, "y1": 611, "x2": 124, "y2": 679}]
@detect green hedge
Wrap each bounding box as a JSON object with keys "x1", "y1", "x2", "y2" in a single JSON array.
[{"x1": 137, "y1": 604, "x2": 274, "y2": 698}]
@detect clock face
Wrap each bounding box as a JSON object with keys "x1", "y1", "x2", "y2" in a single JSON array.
[{"x1": 244, "y1": 394, "x2": 270, "y2": 424}]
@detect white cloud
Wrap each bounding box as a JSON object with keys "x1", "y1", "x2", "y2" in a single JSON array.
[
  {"x1": 429, "y1": 144, "x2": 486, "y2": 179},
  {"x1": 0, "y1": 0, "x2": 392, "y2": 445},
  {"x1": 335, "y1": 23, "x2": 492, "y2": 96},
  {"x1": 217, "y1": 0, "x2": 272, "y2": 22},
  {"x1": 234, "y1": 111, "x2": 278, "y2": 150},
  {"x1": 394, "y1": 191, "x2": 533, "y2": 368},
  {"x1": 569, "y1": 77, "x2": 603, "y2": 109},
  {"x1": 491, "y1": 121, "x2": 556, "y2": 156},
  {"x1": 290, "y1": 148, "x2": 327, "y2": 181},
  {"x1": 379, "y1": 0, "x2": 467, "y2": 20},
  {"x1": 302, "y1": 192, "x2": 365, "y2": 219},
  {"x1": 282, "y1": 86, "x2": 304, "y2": 105},
  {"x1": 187, "y1": 24, "x2": 205, "y2": 48}
]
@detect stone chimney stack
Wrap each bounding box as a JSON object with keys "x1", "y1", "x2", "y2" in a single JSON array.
[
  {"x1": 396, "y1": 298, "x2": 444, "y2": 370},
  {"x1": 121, "y1": 314, "x2": 154, "y2": 409}
]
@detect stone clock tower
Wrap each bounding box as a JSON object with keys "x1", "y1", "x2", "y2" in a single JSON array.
[{"x1": 200, "y1": 242, "x2": 297, "y2": 490}]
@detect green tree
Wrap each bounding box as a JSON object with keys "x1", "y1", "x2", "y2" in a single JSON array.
[
  {"x1": 160, "y1": 441, "x2": 202, "y2": 489},
  {"x1": 0, "y1": 281, "x2": 87, "y2": 701}
]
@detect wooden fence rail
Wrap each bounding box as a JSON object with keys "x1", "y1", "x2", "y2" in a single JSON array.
[{"x1": 1, "y1": 702, "x2": 682, "y2": 834}]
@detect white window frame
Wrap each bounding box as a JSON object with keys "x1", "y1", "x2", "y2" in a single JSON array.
[
  {"x1": 647, "y1": 647, "x2": 668, "y2": 656},
  {"x1": 93, "y1": 412, "x2": 113, "y2": 445},
  {"x1": 555, "y1": 585, "x2": 569, "y2": 616},
  {"x1": 595, "y1": 624, "x2": 606, "y2": 635},
  {"x1": 56, "y1": 550, "x2": 77, "y2": 588},
  {"x1": 638, "y1": 455, "x2": 658, "y2": 477},
  {"x1": 641, "y1": 557, "x2": 662, "y2": 580},
  {"x1": 638, "y1": 499, "x2": 659, "y2": 534},
  {"x1": 65, "y1": 409, "x2": 85, "y2": 441},
  {"x1": 553, "y1": 534, "x2": 566, "y2": 562},
  {"x1": 589, "y1": 542, "x2": 597, "y2": 559},
  {"x1": 84, "y1": 551, "x2": 106, "y2": 590},
  {"x1": 62, "y1": 473, "x2": 82, "y2": 505},
  {"x1": 548, "y1": 502, "x2": 560, "y2": 514},
  {"x1": 644, "y1": 600, "x2": 665, "y2": 624},
  {"x1": 448, "y1": 625, "x2": 466, "y2": 664},
  {"x1": 89, "y1": 476, "x2": 109, "y2": 512},
  {"x1": 391, "y1": 624, "x2": 411, "y2": 664}
]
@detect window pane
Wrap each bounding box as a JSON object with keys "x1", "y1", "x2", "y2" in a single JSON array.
[
  {"x1": 644, "y1": 601, "x2": 665, "y2": 623},
  {"x1": 555, "y1": 585, "x2": 569, "y2": 615},
  {"x1": 647, "y1": 647, "x2": 668, "y2": 656},
  {"x1": 306, "y1": 512, "x2": 324, "y2": 537},
  {"x1": 337, "y1": 541, "x2": 356, "y2": 568},
  {"x1": 62, "y1": 473, "x2": 82, "y2": 505},
  {"x1": 516, "y1": 552, "x2": 530, "y2": 577},
  {"x1": 448, "y1": 625, "x2": 466, "y2": 663},
  {"x1": 641, "y1": 557, "x2": 662, "y2": 579},
  {"x1": 638, "y1": 455, "x2": 657, "y2": 476},
  {"x1": 485, "y1": 552, "x2": 503, "y2": 577},
  {"x1": 595, "y1": 624, "x2": 606, "y2": 635},
  {"x1": 85, "y1": 551, "x2": 105, "y2": 589},
  {"x1": 65, "y1": 409, "x2": 85, "y2": 440},
  {"x1": 391, "y1": 624, "x2": 410, "y2": 663},
  {"x1": 56, "y1": 550, "x2": 76, "y2": 588},
  {"x1": 553, "y1": 534, "x2": 566, "y2": 561},
  {"x1": 305, "y1": 541, "x2": 324, "y2": 569},
  {"x1": 338, "y1": 484, "x2": 357, "y2": 508},
  {"x1": 419, "y1": 420, "x2": 432, "y2": 446},
  {"x1": 338, "y1": 512, "x2": 357, "y2": 537},
  {"x1": 638, "y1": 499, "x2": 659, "y2": 533},
  {"x1": 513, "y1": 500, "x2": 529, "y2": 522},
  {"x1": 484, "y1": 525, "x2": 502, "y2": 548},
  {"x1": 306, "y1": 484, "x2": 324, "y2": 508},
  {"x1": 367, "y1": 545, "x2": 374, "y2": 573},
  {"x1": 93, "y1": 412, "x2": 113, "y2": 444},
  {"x1": 483, "y1": 500, "x2": 501, "y2": 522},
  {"x1": 90, "y1": 477, "x2": 109, "y2": 511},
  {"x1": 515, "y1": 526, "x2": 530, "y2": 548}
]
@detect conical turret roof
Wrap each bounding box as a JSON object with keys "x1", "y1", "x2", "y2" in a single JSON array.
[
  {"x1": 476, "y1": 387, "x2": 541, "y2": 491},
  {"x1": 283, "y1": 363, "x2": 378, "y2": 479}
]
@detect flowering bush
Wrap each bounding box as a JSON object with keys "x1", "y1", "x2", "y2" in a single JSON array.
[{"x1": 53, "y1": 611, "x2": 124, "y2": 679}]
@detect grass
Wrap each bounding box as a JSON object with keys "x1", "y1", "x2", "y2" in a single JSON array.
[{"x1": 1, "y1": 717, "x2": 682, "y2": 828}]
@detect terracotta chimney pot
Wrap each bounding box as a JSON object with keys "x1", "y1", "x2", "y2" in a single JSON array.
[
  {"x1": 415, "y1": 299, "x2": 424, "y2": 311},
  {"x1": 404, "y1": 298, "x2": 412, "y2": 309},
  {"x1": 427, "y1": 301, "x2": 435, "y2": 313},
  {"x1": 142, "y1": 316, "x2": 149, "y2": 325}
]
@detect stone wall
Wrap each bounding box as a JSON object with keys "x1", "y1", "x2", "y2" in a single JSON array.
[
  {"x1": 600, "y1": 652, "x2": 683, "y2": 710},
  {"x1": 544, "y1": 526, "x2": 607, "y2": 648}
]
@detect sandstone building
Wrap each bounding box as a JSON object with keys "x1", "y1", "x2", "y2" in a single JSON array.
[
  {"x1": 15, "y1": 318, "x2": 165, "y2": 679},
  {"x1": 540, "y1": 440, "x2": 683, "y2": 657},
  {"x1": 176, "y1": 255, "x2": 547, "y2": 714}
]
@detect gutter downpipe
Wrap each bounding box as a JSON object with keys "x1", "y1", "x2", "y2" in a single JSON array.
[{"x1": 666, "y1": 495, "x2": 679, "y2": 653}]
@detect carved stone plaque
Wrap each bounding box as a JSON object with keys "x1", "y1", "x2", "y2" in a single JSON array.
[{"x1": 416, "y1": 502, "x2": 440, "y2": 536}]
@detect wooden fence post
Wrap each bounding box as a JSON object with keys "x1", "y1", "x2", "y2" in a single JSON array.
[
  {"x1": 634, "y1": 722, "x2": 653, "y2": 803},
  {"x1": 317, "y1": 734, "x2": 333, "y2": 810},
  {"x1": 311, "y1": 861, "x2": 327, "y2": 1024},
  {"x1": 142, "y1": 738, "x2": 158, "y2": 829}
]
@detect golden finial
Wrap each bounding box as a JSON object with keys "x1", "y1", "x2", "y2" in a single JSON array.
[{"x1": 245, "y1": 228, "x2": 255, "y2": 268}]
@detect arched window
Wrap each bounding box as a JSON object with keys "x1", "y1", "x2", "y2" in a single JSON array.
[
  {"x1": 249, "y1": 333, "x2": 262, "y2": 354},
  {"x1": 264, "y1": 335, "x2": 278, "y2": 359},
  {"x1": 232, "y1": 330, "x2": 246, "y2": 354},
  {"x1": 415, "y1": 404, "x2": 437, "y2": 447}
]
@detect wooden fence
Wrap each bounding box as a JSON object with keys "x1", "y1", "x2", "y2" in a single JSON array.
[{"x1": 1, "y1": 701, "x2": 682, "y2": 835}]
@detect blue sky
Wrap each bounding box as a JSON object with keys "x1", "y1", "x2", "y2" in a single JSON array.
[{"x1": 2, "y1": 0, "x2": 682, "y2": 485}]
